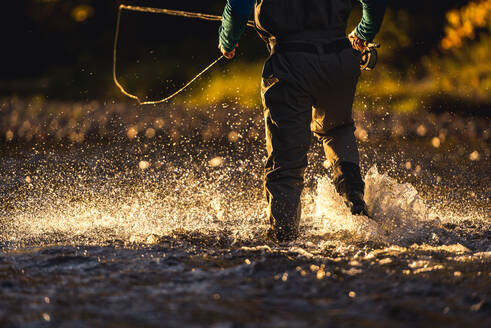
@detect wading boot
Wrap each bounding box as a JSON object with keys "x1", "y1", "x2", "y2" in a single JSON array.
[
  {"x1": 266, "y1": 226, "x2": 299, "y2": 244},
  {"x1": 265, "y1": 205, "x2": 301, "y2": 244},
  {"x1": 332, "y1": 161, "x2": 369, "y2": 216}
]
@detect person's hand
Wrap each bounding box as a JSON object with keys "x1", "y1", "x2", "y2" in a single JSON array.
[
  {"x1": 348, "y1": 30, "x2": 368, "y2": 52},
  {"x1": 218, "y1": 43, "x2": 237, "y2": 59}
]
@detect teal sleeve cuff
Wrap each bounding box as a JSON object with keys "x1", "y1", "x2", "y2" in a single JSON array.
[
  {"x1": 218, "y1": 0, "x2": 254, "y2": 52},
  {"x1": 356, "y1": 0, "x2": 388, "y2": 41}
]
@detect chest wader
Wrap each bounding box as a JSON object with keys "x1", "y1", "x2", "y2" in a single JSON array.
[{"x1": 255, "y1": 0, "x2": 369, "y2": 242}]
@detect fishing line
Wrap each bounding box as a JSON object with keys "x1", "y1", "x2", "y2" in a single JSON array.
[{"x1": 113, "y1": 4, "x2": 254, "y2": 105}]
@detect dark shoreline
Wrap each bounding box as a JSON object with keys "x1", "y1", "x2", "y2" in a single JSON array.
[{"x1": 0, "y1": 99, "x2": 489, "y2": 145}]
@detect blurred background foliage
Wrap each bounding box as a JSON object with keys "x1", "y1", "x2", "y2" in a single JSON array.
[{"x1": 1, "y1": 0, "x2": 490, "y2": 115}]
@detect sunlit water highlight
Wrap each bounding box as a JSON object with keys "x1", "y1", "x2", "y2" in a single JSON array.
[{"x1": 2, "y1": 155, "x2": 487, "y2": 253}]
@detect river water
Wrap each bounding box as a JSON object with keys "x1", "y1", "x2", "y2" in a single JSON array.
[{"x1": 0, "y1": 136, "x2": 489, "y2": 327}]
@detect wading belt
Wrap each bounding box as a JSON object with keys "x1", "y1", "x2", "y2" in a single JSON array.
[{"x1": 272, "y1": 38, "x2": 351, "y2": 55}]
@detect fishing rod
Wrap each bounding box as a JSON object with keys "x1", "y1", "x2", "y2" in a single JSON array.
[
  {"x1": 113, "y1": 4, "x2": 378, "y2": 105},
  {"x1": 113, "y1": 4, "x2": 254, "y2": 105}
]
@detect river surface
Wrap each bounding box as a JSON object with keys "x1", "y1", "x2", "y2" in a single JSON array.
[{"x1": 0, "y1": 136, "x2": 489, "y2": 327}]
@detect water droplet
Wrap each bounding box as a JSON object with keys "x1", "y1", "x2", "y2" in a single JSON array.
[
  {"x1": 42, "y1": 313, "x2": 50, "y2": 321},
  {"x1": 145, "y1": 128, "x2": 156, "y2": 139},
  {"x1": 469, "y1": 151, "x2": 480, "y2": 161},
  {"x1": 227, "y1": 131, "x2": 239, "y2": 142},
  {"x1": 431, "y1": 137, "x2": 441, "y2": 148},
  {"x1": 127, "y1": 127, "x2": 138, "y2": 139},
  {"x1": 138, "y1": 161, "x2": 150, "y2": 170},
  {"x1": 416, "y1": 125, "x2": 427, "y2": 136},
  {"x1": 209, "y1": 157, "x2": 224, "y2": 167},
  {"x1": 5, "y1": 130, "x2": 13, "y2": 141},
  {"x1": 355, "y1": 128, "x2": 369, "y2": 142}
]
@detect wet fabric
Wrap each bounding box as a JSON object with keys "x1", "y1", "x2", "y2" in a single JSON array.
[
  {"x1": 333, "y1": 161, "x2": 368, "y2": 216},
  {"x1": 261, "y1": 47, "x2": 362, "y2": 240}
]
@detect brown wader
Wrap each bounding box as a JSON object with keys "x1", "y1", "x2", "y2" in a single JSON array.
[{"x1": 255, "y1": 0, "x2": 367, "y2": 241}]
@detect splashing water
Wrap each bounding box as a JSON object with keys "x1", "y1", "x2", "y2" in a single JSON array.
[
  {"x1": 2, "y1": 148, "x2": 486, "y2": 251},
  {"x1": 304, "y1": 165, "x2": 450, "y2": 246},
  {"x1": 2, "y1": 165, "x2": 266, "y2": 246}
]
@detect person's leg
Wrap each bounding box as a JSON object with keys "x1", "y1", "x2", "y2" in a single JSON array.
[
  {"x1": 311, "y1": 47, "x2": 368, "y2": 215},
  {"x1": 316, "y1": 123, "x2": 359, "y2": 168},
  {"x1": 262, "y1": 54, "x2": 313, "y2": 242}
]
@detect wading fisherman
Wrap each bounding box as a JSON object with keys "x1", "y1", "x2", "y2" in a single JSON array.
[{"x1": 219, "y1": 0, "x2": 387, "y2": 242}]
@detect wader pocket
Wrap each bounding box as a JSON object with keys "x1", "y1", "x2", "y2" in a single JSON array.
[
  {"x1": 262, "y1": 77, "x2": 280, "y2": 93},
  {"x1": 261, "y1": 56, "x2": 279, "y2": 95}
]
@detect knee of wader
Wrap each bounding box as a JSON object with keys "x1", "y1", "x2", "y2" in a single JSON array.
[
  {"x1": 312, "y1": 122, "x2": 356, "y2": 141},
  {"x1": 264, "y1": 165, "x2": 307, "y2": 190}
]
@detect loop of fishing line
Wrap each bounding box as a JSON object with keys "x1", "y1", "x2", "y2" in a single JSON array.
[{"x1": 113, "y1": 5, "x2": 254, "y2": 105}]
